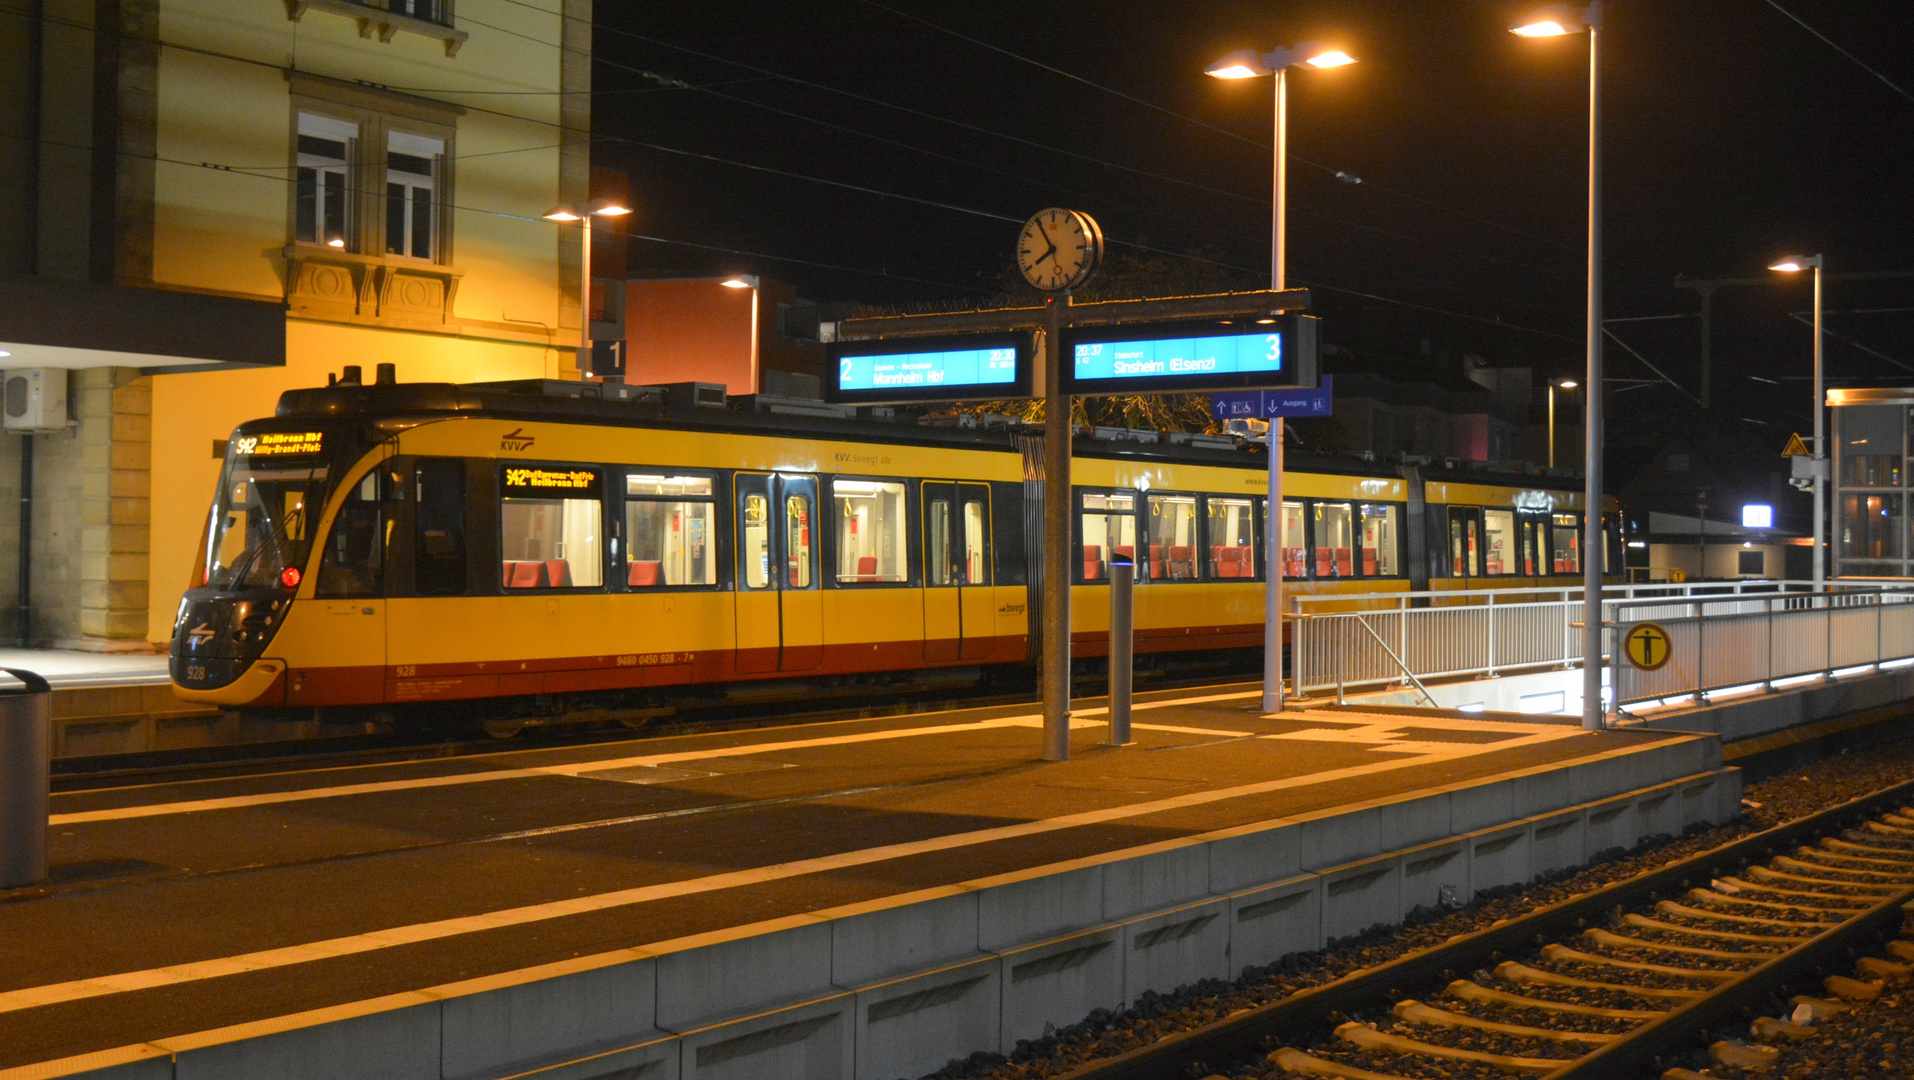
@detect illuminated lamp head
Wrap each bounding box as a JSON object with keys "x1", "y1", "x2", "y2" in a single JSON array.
[{"x1": 281, "y1": 566, "x2": 302, "y2": 589}]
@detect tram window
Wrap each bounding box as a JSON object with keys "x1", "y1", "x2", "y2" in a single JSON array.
[
  {"x1": 833, "y1": 480, "x2": 907, "y2": 583},
  {"x1": 786, "y1": 494, "x2": 814, "y2": 587},
  {"x1": 1281, "y1": 501, "x2": 1305, "y2": 579},
  {"x1": 741, "y1": 494, "x2": 771, "y2": 588},
  {"x1": 1361, "y1": 504, "x2": 1400, "y2": 576},
  {"x1": 1449, "y1": 510, "x2": 1481, "y2": 576},
  {"x1": 1207, "y1": 497, "x2": 1255, "y2": 579},
  {"x1": 1080, "y1": 492, "x2": 1135, "y2": 581},
  {"x1": 1315, "y1": 503, "x2": 1354, "y2": 577},
  {"x1": 1483, "y1": 509, "x2": 1515, "y2": 575},
  {"x1": 500, "y1": 466, "x2": 603, "y2": 589},
  {"x1": 928, "y1": 498, "x2": 952, "y2": 586},
  {"x1": 1145, "y1": 494, "x2": 1200, "y2": 580},
  {"x1": 961, "y1": 495, "x2": 988, "y2": 585},
  {"x1": 625, "y1": 474, "x2": 714, "y2": 587},
  {"x1": 1551, "y1": 513, "x2": 1581, "y2": 574},
  {"x1": 317, "y1": 470, "x2": 383, "y2": 598},
  {"x1": 414, "y1": 459, "x2": 467, "y2": 596}
]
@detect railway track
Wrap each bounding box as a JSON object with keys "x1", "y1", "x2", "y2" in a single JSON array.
[{"x1": 1060, "y1": 777, "x2": 1914, "y2": 1080}]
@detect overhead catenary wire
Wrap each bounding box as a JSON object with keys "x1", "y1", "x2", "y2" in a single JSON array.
[
  {"x1": 1761, "y1": 0, "x2": 1914, "y2": 107},
  {"x1": 0, "y1": 1, "x2": 1592, "y2": 337}
]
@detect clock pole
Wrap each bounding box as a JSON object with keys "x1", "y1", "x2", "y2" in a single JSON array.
[{"x1": 1041, "y1": 291, "x2": 1073, "y2": 761}]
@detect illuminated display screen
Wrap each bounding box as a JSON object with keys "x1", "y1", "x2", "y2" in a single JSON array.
[
  {"x1": 234, "y1": 432, "x2": 324, "y2": 457},
  {"x1": 826, "y1": 332, "x2": 1031, "y2": 404},
  {"x1": 1074, "y1": 332, "x2": 1279, "y2": 381},
  {"x1": 1063, "y1": 314, "x2": 1317, "y2": 395},
  {"x1": 503, "y1": 466, "x2": 602, "y2": 497}
]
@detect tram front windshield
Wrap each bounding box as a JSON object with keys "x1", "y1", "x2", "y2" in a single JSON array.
[{"x1": 203, "y1": 437, "x2": 333, "y2": 590}]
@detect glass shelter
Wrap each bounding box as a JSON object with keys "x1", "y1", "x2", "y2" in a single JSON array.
[{"x1": 1829, "y1": 388, "x2": 1914, "y2": 578}]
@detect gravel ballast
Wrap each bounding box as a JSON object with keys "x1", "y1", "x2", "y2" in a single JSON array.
[{"x1": 925, "y1": 739, "x2": 1914, "y2": 1080}]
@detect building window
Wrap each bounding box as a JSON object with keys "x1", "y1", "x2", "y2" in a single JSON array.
[
  {"x1": 833, "y1": 480, "x2": 907, "y2": 583},
  {"x1": 386, "y1": 131, "x2": 442, "y2": 260},
  {"x1": 389, "y1": 0, "x2": 445, "y2": 24},
  {"x1": 1361, "y1": 504, "x2": 1400, "y2": 576},
  {"x1": 1207, "y1": 497, "x2": 1255, "y2": 579},
  {"x1": 295, "y1": 114, "x2": 356, "y2": 249},
  {"x1": 625, "y1": 474, "x2": 715, "y2": 587},
  {"x1": 1145, "y1": 493, "x2": 1200, "y2": 580}
]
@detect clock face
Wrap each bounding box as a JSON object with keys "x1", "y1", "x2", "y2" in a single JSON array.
[{"x1": 1017, "y1": 208, "x2": 1103, "y2": 292}]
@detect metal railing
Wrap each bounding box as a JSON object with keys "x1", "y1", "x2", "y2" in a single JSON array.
[
  {"x1": 1288, "y1": 580, "x2": 1911, "y2": 700},
  {"x1": 1610, "y1": 588, "x2": 1914, "y2": 708}
]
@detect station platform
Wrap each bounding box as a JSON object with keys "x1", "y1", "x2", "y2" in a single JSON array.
[
  {"x1": 0, "y1": 650, "x2": 261, "y2": 760},
  {"x1": 0, "y1": 684, "x2": 1739, "y2": 1080}
]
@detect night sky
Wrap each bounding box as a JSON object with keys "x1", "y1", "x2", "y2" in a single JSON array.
[{"x1": 589, "y1": 1, "x2": 1913, "y2": 504}]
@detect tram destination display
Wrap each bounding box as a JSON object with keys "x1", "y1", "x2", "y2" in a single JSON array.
[
  {"x1": 1062, "y1": 314, "x2": 1318, "y2": 396},
  {"x1": 825, "y1": 332, "x2": 1032, "y2": 405}
]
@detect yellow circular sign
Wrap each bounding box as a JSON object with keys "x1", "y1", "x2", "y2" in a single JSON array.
[
  {"x1": 1669, "y1": 568, "x2": 1687, "y2": 584},
  {"x1": 1623, "y1": 622, "x2": 1673, "y2": 671}
]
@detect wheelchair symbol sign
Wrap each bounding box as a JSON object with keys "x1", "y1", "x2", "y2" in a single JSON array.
[{"x1": 1623, "y1": 622, "x2": 1672, "y2": 671}]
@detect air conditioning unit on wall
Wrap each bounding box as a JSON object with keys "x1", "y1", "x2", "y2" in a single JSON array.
[{"x1": 3, "y1": 368, "x2": 69, "y2": 433}]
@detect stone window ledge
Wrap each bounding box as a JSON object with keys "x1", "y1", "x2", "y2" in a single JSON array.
[
  {"x1": 282, "y1": 245, "x2": 465, "y2": 330},
  {"x1": 286, "y1": 0, "x2": 470, "y2": 57}
]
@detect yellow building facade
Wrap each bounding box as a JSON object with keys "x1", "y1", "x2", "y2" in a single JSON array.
[{"x1": 0, "y1": 0, "x2": 593, "y2": 649}]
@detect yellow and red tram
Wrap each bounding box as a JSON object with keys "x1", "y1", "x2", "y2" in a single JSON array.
[{"x1": 170, "y1": 378, "x2": 1617, "y2": 728}]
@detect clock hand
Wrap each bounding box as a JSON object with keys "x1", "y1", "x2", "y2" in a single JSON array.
[{"x1": 1032, "y1": 219, "x2": 1058, "y2": 264}]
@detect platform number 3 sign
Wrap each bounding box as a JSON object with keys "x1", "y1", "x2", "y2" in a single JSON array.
[{"x1": 1622, "y1": 622, "x2": 1672, "y2": 672}]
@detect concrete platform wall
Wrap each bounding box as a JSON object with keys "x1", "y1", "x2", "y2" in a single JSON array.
[{"x1": 22, "y1": 736, "x2": 1739, "y2": 1080}]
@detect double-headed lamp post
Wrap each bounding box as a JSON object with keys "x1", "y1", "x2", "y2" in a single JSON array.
[
  {"x1": 1206, "y1": 41, "x2": 1355, "y2": 715},
  {"x1": 544, "y1": 198, "x2": 632, "y2": 376},
  {"x1": 1510, "y1": 2, "x2": 1605, "y2": 731},
  {"x1": 1769, "y1": 254, "x2": 1825, "y2": 589},
  {"x1": 1547, "y1": 379, "x2": 1578, "y2": 469}
]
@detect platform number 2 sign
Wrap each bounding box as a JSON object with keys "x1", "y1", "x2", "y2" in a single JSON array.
[{"x1": 1622, "y1": 622, "x2": 1672, "y2": 672}]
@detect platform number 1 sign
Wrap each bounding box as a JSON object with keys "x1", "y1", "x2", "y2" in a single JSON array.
[{"x1": 1622, "y1": 622, "x2": 1672, "y2": 672}]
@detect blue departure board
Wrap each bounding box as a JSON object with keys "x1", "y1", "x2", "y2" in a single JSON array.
[
  {"x1": 1063, "y1": 315, "x2": 1316, "y2": 394},
  {"x1": 826, "y1": 332, "x2": 1031, "y2": 404},
  {"x1": 838, "y1": 346, "x2": 1018, "y2": 392},
  {"x1": 1073, "y1": 332, "x2": 1280, "y2": 382}
]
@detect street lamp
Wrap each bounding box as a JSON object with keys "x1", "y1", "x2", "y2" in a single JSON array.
[
  {"x1": 1511, "y1": 1, "x2": 1604, "y2": 731},
  {"x1": 544, "y1": 198, "x2": 633, "y2": 377},
  {"x1": 1547, "y1": 379, "x2": 1577, "y2": 469},
  {"x1": 1770, "y1": 253, "x2": 1825, "y2": 589},
  {"x1": 1206, "y1": 39, "x2": 1357, "y2": 715}
]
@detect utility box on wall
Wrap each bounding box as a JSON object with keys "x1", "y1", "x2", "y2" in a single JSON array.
[{"x1": 2, "y1": 369, "x2": 69, "y2": 433}]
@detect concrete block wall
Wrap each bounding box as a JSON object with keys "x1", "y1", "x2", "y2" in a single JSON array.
[{"x1": 25, "y1": 736, "x2": 1740, "y2": 1080}]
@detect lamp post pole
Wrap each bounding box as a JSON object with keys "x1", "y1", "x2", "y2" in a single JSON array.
[
  {"x1": 1514, "y1": 3, "x2": 1606, "y2": 731},
  {"x1": 1812, "y1": 259, "x2": 1824, "y2": 589},
  {"x1": 1768, "y1": 254, "x2": 1826, "y2": 587},
  {"x1": 1264, "y1": 66, "x2": 1288, "y2": 715},
  {"x1": 1207, "y1": 41, "x2": 1354, "y2": 714},
  {"x1": 1581, "y1": 13, "x2": 1605, "y2": 732}
]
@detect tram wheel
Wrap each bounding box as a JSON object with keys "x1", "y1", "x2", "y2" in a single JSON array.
[{"x1": 480, "y1": 717, "x2": 527, "y2": 740}]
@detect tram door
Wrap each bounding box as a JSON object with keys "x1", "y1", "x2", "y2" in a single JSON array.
[
  {"x1": 922, "y1": 482, "x2": 994, "y2": 661},
  {"x1": 734, "y1": 473, "x2": 824, "y2": 673},
  {"x1": 1447, "y1": 507, "x2": 1483, "y2": 580}
]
